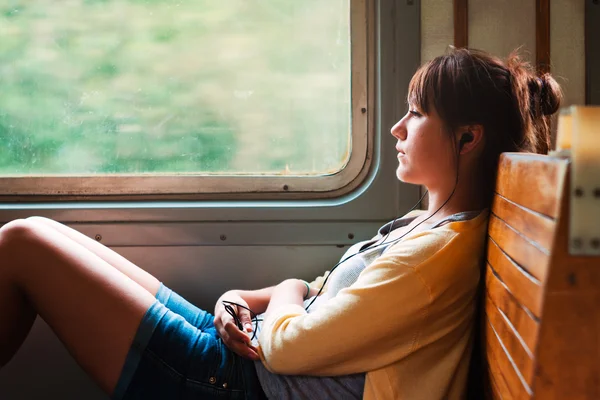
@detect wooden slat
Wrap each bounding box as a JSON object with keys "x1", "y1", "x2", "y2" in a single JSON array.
[
  {"x1": 491, "y1": 194, "x2": 556, "y2": 252},
  {"x1": 485, "y1": 265, "x2": 540, "y2": 353},
  {"x1": 488, "y1": 215, "x2": 550, "y2": 282},
  {"x1": 495, "y1": 154, "x2": 568, "y2": 219},
  {"x1": 453, "y1": 0, "x2": 468, "y2": 48},
  {"x1": 485, "y1": 318, "x2": 533, "y2": 400},
  {"x1": 535, "y1": 0, "x2": 550, "y2": 74},
  {"x1": 487, "y1": 352, "x2": 512, "y2": 400},
  {"x1": 488, "y1": 369, "x2": 508, "y2": 400},
  {"x1": 487, "y1": 239, "x2": 543, "y2": 318},
  {"x1": 485, "y1": 294, "x2": 535, "y2": 387}
]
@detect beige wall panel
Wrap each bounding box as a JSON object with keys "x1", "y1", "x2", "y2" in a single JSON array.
[
  {"x1": 421, "y1": 0, "x2": 454, "y2": 62},
  {"x1": 550, "y1": 0, "x2": 585, "y2": 107},
  {"x1": 469, "y1": 0, "x2": 536, "y2": 62}
]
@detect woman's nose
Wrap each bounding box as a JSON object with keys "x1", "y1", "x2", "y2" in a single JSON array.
[{"x1": 390, "y1": 117, "x2": 407, "y2": 140}]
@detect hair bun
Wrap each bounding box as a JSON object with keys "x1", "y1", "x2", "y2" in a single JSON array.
[{"x1": 530, "y1": 74, "x2": 561, "y2": 117}]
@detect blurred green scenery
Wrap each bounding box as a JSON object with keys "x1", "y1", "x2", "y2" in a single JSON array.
[{"x1": 0, "y1": 0, "x2": 351, "y2": 176}]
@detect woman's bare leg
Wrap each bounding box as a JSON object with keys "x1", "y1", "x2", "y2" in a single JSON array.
[
  {"x1": 0, "y1": 219, "x2": 156, "y2": 395},
  {"x1": 26, "y1": 216, "x2": 160, "y2": 296}
]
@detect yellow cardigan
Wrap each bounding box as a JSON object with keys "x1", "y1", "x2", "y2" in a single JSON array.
[{"x1": 257, "y1": 210, "x2": 489, "y2": 399}]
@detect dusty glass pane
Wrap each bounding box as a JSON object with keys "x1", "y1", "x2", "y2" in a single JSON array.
[{"x1": 0, "y1": 0, "x2": 351, "y2": 175}]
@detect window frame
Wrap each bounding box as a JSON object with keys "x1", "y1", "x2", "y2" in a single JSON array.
[{"x1": 0, "y1": 0, "x2": 373, "y2": 201}]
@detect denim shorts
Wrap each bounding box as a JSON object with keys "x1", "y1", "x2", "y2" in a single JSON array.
[{"x1": 112, "y1": 284, "x2": 267, "y2": 400}]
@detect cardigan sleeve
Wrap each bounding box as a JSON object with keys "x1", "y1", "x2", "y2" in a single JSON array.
[{"x1": 257, "y1": 230, "x2": 458, "y2": 376}]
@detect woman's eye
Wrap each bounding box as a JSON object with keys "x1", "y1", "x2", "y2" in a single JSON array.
[{"x1": 409, "y1": 110, "x2": 421, "y2": 117}]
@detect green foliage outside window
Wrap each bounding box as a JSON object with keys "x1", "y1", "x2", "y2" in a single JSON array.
[{"x1": 0, "y1": 0, "x2": 351, "y2": 175}]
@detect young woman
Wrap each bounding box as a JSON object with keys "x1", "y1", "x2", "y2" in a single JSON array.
[{"x1": 0, "y1": 48, "x2": 562, "y2": 400}]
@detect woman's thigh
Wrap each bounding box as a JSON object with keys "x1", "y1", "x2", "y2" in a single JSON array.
[
  {"x1": 26, "y1": 216, "x2": 161, "y2": 296},
  {"x1": 0, "y1": 219, "x2": 156, "y2": 396}
]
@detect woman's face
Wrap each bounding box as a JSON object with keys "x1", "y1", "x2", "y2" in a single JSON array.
[{"x1": 390, "y1": 103, "x2": 456, "y2": 189}]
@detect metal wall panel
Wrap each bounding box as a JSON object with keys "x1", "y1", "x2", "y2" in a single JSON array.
[
  {"x1": 469, "y1": 0, "x2": 536, "y2": 61},
  {"x1": 551, "y1": 0, "x2": 585, "y2": 107},
  {"x1": 421, "y1": 0, "x2": 454, "y2": 62}
]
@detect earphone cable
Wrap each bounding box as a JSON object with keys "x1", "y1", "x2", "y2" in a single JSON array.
[
  {"x1": 305, "y1": 143, "x2": 462, "y2": 311},
  {"x1": 224, "y1": 141, "x2": 464, "y2": 336}
]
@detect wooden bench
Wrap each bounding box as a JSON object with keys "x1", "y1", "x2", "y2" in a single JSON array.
[{"x1": 470, "y1": 151, "x2": 600, "y2": 399}]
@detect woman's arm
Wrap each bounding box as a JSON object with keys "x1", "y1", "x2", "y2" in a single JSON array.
[
  {"x1": 257, "y1": 231, "x2": 464, "y2": 376},
  {"x1": 215, "y1": 280, "x2": 318, "y2": 360},
  {"x1": 265, "y1": 279, "x2": 318, "y2": 315},
  {"x1": 233, "y1": 286, "x2": 276, "y2": 314}
]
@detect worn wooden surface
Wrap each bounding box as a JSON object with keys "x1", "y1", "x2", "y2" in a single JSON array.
[
  {"x1": 488, "y1": 215, "x2": 550, "y2": 282},
  {"x1": 487, "y1": 239, "x2": 543, "y2": 317},
  {"x1": 485, "y1": 266, "x2": 540, "y2": 355},
  {"x1": 480, "y1": 153, "x2": 600, "y2": 399},
  {"x1": 485, "y1": 318, "x2": 532, "y2": 399},
  {"x1": 485, "y1": 294, "x2": 535, "y2": 386},
  {"x1": 491, "y1": 194, "x2": 556, "y2": 251},
  {"x1": 532, "y1": 172, "x2": 600, "y2": 399},
  {"x1": 494, "y1": 153, "x2": 567, "y2": 219}
]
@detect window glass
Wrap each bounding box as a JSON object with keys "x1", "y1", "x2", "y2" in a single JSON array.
[{"x1": 0, "y1": 0, "x2": 351, "y2": 176}]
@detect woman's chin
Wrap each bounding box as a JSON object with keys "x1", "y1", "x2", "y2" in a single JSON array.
[
  {"x1": 395, "y1": 169, "x2": 419, "y2": 185},
  {"x1": 395, "y1": 168, "x2": 409, "y2": 183}
]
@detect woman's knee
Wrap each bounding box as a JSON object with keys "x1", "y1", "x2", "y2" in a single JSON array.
[
  {"x1": 1, "y1": 217, "x2": 60, "y2": 241},
  {"x1": 1, "y1": 218, "x2": 34, "y2": 235},
  {"x1": 25, "y1": 216, "x2": 59, "y2": 229},
  {"x1": 0, "y1": 219, "x2": 45, "y2": 250}
]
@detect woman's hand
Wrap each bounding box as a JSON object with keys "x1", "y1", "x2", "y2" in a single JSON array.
[{"x1": 214, "y1": 291, "x2": 260, "y2": 361}]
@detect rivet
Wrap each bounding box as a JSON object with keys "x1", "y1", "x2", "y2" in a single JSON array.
[
  {"x1": 348, "y1": 233, "x2": 355, "y2": 239},
  {"x1": 594, "y1": 188, "x2": 600, "y2": 198},
  {"x1": 220, "y1": 234, "x2": 227, "y2": 241},
  {"x1": 574, "y1": 187, "x2": 584, "y2": 197},
  {"x1": 591, "y1": 238, "x2": 600, "y2": 249},
  {"x1": 209, "y1": 377, "x2": 216, "y2": 384},
  {"x1": 95, "y1": 234, "x2": 102, "y2": 242},
  {"x1": 572, "y1": 238, "x2": 583, "y2": 249},
  {"x1": 361, "y1": 107, "x2": 367, "y2": 114},
  {"x1": 222, "y1": 383, "x2": 228, "y2": 389},
  {"x1": 283, "y1": 184, "x2": 289, "y2": 191}
]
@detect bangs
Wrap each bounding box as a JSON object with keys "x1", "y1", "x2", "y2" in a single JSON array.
[
  {"x1": 406, "y1": 52, "x2": 464, "y2": 130},
  {"x1": 407, "y1": 59, "x2": 441, "y2": 115}
]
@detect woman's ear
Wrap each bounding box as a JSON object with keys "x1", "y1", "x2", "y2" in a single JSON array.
[{"x1": 456, "y1": 124, "x2": 484, "y2": 154}]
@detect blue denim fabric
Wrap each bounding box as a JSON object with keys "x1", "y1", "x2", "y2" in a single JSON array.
[{"x1": 112, "y1": 284, "x2": 266, "y2": 400}]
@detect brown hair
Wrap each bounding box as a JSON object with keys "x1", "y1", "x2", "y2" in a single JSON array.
[{"x1": 407, "y1": 47, "x2": 563, "y2": 204}]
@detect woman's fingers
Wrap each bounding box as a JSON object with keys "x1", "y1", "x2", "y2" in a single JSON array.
[
  {"x1": 236, "y1": 308, "x2": 254, "y2": 333},
  {"x1": 223, "y1": 321, "x2": 260, "y2": 360},
  {"x1": 224, "y1": 321, "x2": 251, "y2": 345},
  {"x1": 228, "y1": 339, "x2": 260, "y2": 361}
]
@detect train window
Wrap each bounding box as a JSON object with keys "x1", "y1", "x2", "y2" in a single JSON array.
[{"x1": 0, "y1": 0, "x2": 371, "y2": 199}]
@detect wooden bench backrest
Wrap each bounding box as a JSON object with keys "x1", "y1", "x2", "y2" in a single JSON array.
[{"x1": 481, "y1": 153, "x2": 600, "y2": 399}]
